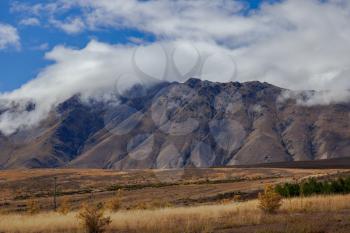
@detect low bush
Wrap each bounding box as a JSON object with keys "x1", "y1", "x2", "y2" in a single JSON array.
[
  {"x1": 106, "y1": 189, "x2": 122, "y2": 212},
  {"x1": 26, "y1": 199, "x2": 40, "y2": 215},
  {"x1": 77, "y1": 203, "x2": 111, "y2": 233},
  {"x1": 58, "y1": 197, "x2": 70, "y2": 215},
  {"x1": 258, "y1": 185, "x2": 282, "y2": 214}
]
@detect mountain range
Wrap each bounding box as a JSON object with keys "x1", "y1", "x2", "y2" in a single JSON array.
[{"x1": 0, "y1": 78, "x2": 350, "y2": 169}]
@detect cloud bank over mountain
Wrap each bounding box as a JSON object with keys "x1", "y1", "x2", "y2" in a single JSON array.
[{"x1": 2, "y1": 0, "x2": 350, "y2": 134}]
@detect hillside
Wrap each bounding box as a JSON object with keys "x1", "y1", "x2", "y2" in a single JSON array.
[{"x1": 1, "y1": 78, "x2": 350, "y2": 169}]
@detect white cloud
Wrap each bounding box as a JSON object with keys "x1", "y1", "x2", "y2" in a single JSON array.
[
  {"x1": 32, "y1": 42, "x2": 49, "y2": 51},
  {"x1": 3, "y1": 0, "x2": 350, "y2": 134},
  {"x1": 50, "y1": 17, "x2": 85, "y2": 34},
  {"x1": 11, "y1": 1, "x2": 82, "y2": 34},
  {"x1": 74, "y1": 0, "x2": 246, "y2": 39},
  {"x1": 19, "y1": 17, "x2": 40, "y2": 26},
  {"x1": 128, "y1": 37, "x2": 146, "y2": 45},
  {"x1": 0, "y1": 41, "x2": 132, "y2": 134},
  {"x1": 0, "y1": 23, "x2": 20, "y2": 50},
  {"x1": 64, "y1": 0, "x2": 350, "y2": 93},
  {"x1": 0, "y1": 40, "x2": 235, "y2": 134}
]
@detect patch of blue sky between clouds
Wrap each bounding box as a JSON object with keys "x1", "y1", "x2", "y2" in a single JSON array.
[{"x1": 0, "y1": 0, "x2": 156, "y2": 92}]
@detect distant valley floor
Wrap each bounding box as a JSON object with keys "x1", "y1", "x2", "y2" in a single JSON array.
[{"x1": 0, "y1": 166, "x2": 349, "y2": 212}]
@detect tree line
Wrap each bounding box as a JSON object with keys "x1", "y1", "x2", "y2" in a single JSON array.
[{"x1": 275, "y1": 176, "x2": 350, "y2": 197}]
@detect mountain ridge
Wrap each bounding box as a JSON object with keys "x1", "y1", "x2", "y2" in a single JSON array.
[{"x1": 0, "y1": 78, "x2": 350, "y2": 169}]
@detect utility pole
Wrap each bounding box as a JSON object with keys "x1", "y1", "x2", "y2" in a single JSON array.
[{"x1": 53, "y1": 177, "x2": 57, "y2": 211}]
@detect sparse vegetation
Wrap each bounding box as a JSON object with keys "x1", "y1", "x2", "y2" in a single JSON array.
[
  {"x1": 77, "y1": 203, "x2": 111, "y2": 233},
  {"x1": 258, "y1": 185, "x2": 282, "y2": 214},
  {"x1": 0, "y1": 168, "x2": 346, "y2": 213},
  {"x1": 1, "y1": 168, "x2": 350, "y2": 232},
  {"x1": 131, "y1": 199, "x2": 173, "y2": 210},
  {"x1": 57, "y1": 197, "x2": 70, "y2": 215},
  {"x1": 26, "y1": 199, "x2": 40, "y2": 215},
  {"x1": 233, "y1": 194, "x2": 242, "y2": 202},
  {"x1": 106, "y1": 190, "x2": 122, "y2": 212}
]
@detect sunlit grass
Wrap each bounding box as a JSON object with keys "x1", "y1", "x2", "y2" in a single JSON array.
[{"x1": 1, "y1": 194, "x2": 350, "y2": 233}]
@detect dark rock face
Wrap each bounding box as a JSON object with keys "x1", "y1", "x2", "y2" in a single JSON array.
[{"x1": 1, "y1": 79, "x2": 350, "y2": 169}]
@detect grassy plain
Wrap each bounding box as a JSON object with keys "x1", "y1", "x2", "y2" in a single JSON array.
[
  {"x1": 1, "y1": 194, "x2": 350, "y2": 232},
  {"x1": 0, "y1": 167, "x2": 350, "y2": 232}
]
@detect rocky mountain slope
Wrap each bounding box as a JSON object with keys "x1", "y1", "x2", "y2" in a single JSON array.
[{"x1": 1, "y1": 78, "x2": 350, "y2": 169}]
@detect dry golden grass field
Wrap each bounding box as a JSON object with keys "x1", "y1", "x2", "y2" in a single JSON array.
[
  {"x1": 1, "y1": 167, "x2": 350, "y2": 233},
  {"x1": 1, "y1": 194, "x2": 350, "y2": 232}
]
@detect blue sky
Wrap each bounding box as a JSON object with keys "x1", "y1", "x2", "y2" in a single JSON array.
[
  {"x1": 0, "y1": 0, "x2": 157, "y2": 92},
  {"x1": 0, "y1": 0, "x2": 270, "y2": 93}
]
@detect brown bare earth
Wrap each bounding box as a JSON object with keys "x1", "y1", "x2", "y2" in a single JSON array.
[{"x1": 0, "y1": 167, "x2": 349, "y2": 212}]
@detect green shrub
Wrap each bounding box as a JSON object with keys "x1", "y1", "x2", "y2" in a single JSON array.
[
  {"x1": 275, "y1": 183, "x2": 300, "y2": 197},
  {"x1": 275, "y1": 176, "x2": 350, "y2": 198},
  {"x1": 300, "y1": 178, "x2": 322, "y2": 196}
]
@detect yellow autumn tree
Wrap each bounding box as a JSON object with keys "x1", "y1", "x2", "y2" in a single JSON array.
[
  {"x1": 77, "y1": 202, "x2": 111, "y2": 233},
  {"x1": 258, "y1": 184, "x2": 282, "y2": 214}
]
